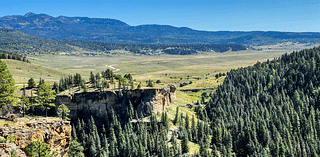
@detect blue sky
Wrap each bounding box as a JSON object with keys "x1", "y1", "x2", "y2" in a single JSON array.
[{"x1": 1, "y1": 0, "x2": 320, "y2": 32}]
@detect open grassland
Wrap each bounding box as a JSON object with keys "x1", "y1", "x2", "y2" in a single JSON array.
[
  {"x1": 3, "y1": 59, "x2": 66, "y2": 84},
  {"x1": 10, "y1": 49, "x2": 288, "y2": 85},
  {"x1": 4, "y1": 49, "x2": 288, "y2": 103}
]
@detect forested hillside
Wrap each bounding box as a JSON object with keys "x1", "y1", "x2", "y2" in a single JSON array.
[
  {"x1": 1, "y1": 12, "x2": 320, "y2": 45},
  {"x1": 69, "y1": 105, "x2": 212, "y2": 157},
  {"x1": 206, "y1": 46, "x2": 320, "y2": 156},
  {"x1": 0, "y1": 28, "x2": 73, "y2": 55},
  {"x1": 0, "y1": 27, "x2": 248, "y2": 55}
]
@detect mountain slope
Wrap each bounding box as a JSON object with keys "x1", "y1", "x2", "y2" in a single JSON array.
[
  {"x1": 0, "y1": 28, "x2": 73, "y2": 55},
  {"x1": 205, "y1": 46, "x2": 320, "y2": 156},
  {"x1": 0, "y1": 27, "x2": 248, "y2": 55},
  {"x1": 1, "y1": 12, "x2": 320, "y2": 45}
]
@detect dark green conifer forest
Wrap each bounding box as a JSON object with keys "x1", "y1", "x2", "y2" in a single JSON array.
[
  {"x1": 68, "y1": 46, "x2": 320, "y2": 156},
  {"x1": 206, "y1": 46, "x2": 320, "y2": 156}
]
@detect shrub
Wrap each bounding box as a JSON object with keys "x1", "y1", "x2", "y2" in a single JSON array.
[
  {"x1": 146, "y1": 79, "x2": 154, "y2": 87},
  {"x1": 0, "y1": 139, "x2": 6, "y2": 143},
  {"x1": 26, "y1": 140, "x2": 57, "y2": 157},
  {"x1": 7, "y1": 135, "x2": 15, "y2": 142},
  {"x1": 180, "y1": 82, "x2": 189, "y2": 87}
]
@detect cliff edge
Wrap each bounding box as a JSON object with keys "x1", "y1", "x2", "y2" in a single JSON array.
[
  {"x1": 56, "y1": 84, "x2": 177, "y2": 118},
  {"x1": 0, "y1": 117, "x2": 71, "y2": 157}
]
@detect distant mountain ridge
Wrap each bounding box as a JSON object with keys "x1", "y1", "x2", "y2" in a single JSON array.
[
  {"x1": 1, "y1": 12, "x2": 320, "y2": 45},
  {"x1": 0, "y1": 27, "x2": 248, "y2": 55}
]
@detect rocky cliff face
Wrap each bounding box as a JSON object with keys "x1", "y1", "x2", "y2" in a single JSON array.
[
  {"x1": 56, "y1": 84, "x2": 177, "y2": 118},
  {"x1": 0, "y1": 117, "x2": 71, "y2": 157}
]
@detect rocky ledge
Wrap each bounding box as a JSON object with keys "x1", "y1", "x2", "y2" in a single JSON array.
[{"x1": 0, "y1": 117, "x2": 71, "y2": 157}]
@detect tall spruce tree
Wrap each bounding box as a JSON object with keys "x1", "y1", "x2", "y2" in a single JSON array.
[
  {"x1": 181, "y1": 132, "x2": 190, "y2": 154},
  {"x1": 36, "y1": 83, "x2": 55, "y2": 117},
  {"x1": 0, "y1": 59, "x2": 16, "y2": 108}
]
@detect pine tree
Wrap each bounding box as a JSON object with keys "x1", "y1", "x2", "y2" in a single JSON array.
[
  {"x1": 68, "y1": 140, "x2": 85, "y2": 157},
  {"x1": 138, "y1": 141, "x2": 145, "y2": 157},
  {"x1": 0, "y1": 59, "x2": 16, "y2": 107},
  {"x1": 173, "y1": 107, "x2": 180, "y2": 125},
  {"x1": 101, "y1": 135, "x2": 109, "y2": 157},
  {"x1": 212, "y1": 145, "x2": 221, "y2": 157},
  {"x1": 88, "y1": 136, "x2": 97, "y2": 157},
  {"x1": 19, "y1": 95, "x2": 29, "y2": 117},
  {"x1": 57, "y1": 104, "x2": 70, "y2": 120},
  {"x1": 71, "y1": 125, "x2": 78, "y2": 142},
  {"x1": 109, "y1": 126, "x2": 118, "y2": 157},
  {"x1": 36, "y1": 83, "x2": 55, "y2": 117},
  {"x1": 191, "y1": 115, "x2": 197, "y2": 142},
  {"x1": 170, "y1": 131, "x2": 179, "y2": 156},
  {"x1": 211, "y1": 125, "x2": 222, "y2": 149},
  {"x1": 162, "y1": 112, "x2": 169, "y2": 131},
  {"x1": 90, "y1": 71, "x2": 95, "y2": 84},
  {"x1": 38, "y1": 77, "x2": 45, "y2": 87},
  {"x1": 146, "y1": 79, "x2": 154, "y2": 87},
  {"x1": 181, "y1": 132, "x2": 190, "y2": 154},
  {"x1": 127, "y1": 101, "x2": 134, "y2": 121},
  {"x1": 28, "y1": 78, "x2": 36, "y2": 88},
  {"x1": 197, "y1": 121, "x2": 204, "y2": 142},
  {"x1": 185, "y1": 113, "x2": 190, "y2": 130}
]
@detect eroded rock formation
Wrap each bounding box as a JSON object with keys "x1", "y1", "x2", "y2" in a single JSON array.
[
  {"x1": 56, "y1": 84, "x2": 177, "y2": 118},
  {"x1": 0, "y1": 117, "x2": 71, "y2": 157}
]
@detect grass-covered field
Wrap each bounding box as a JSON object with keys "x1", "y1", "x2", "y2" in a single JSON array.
[
  {"x1": 4, "y1": 48, "x2": 288, "y2": 107},
  {"x1": 5, "y1": 49, "x2": 288, "y2": 86}
]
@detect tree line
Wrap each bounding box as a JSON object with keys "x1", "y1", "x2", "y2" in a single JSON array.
[
  {"x1": 0, "y1": 51, "x2": 29, "y2": 63},
  {"x1": 65, "y1": 40, "x2": 248, "y2": 55}
]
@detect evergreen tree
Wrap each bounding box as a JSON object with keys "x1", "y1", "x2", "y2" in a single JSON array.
[
  {"x1": 53, "y1": 82, "x2": 59, "y2": 94},
  {"x1": 68, "y1": 140, "x2": 85, "y2": 157},
  {"x1": 109, "y1": 126, "x2": 118, "y2": 157},
  {"x1": 36, "y1": 83, "x2": 55, "y2": 117},
  {"x1": 181, "y1": 131, "x2": 190, "y2": 154},
  {"x1": 0, "y1": 59, "x2": 16, "y2": 107},
  {"x1": 57, "y1": 104, "x2": 70, "y2": 120},
  {"x1": 28, "y1": 78, "x2": 36, "y2": 88},
  {"x1": 88, "y1": 136, "x2": 97, "y2": 157},
  {"x1": 38, "y1": 77, "x2": 45, "y2": 87},
  {"x1": 101, "y1": 135, "x2": 109, "y2": 157},
  {"x1": 162, "y1": 112, "x2": 169, "y2": 131},
  {"x1": 127, "y1": 101, "x2": 134, "y2": 121},
  {"x1": 146, "y1": 79, "x2": 154, "y2": 87},
  {"x1": 211, "y1": 125, "x2": 222, "y2": 149},
  {"x1": 173, "y1": 107, "x2": 180, "y2": 125},
  {"x1": 90, "y1": 71, "x2": 95, "y2": 84},
  {"x1": 191, "y1": 115, "x2": 197, "y2": 142}
]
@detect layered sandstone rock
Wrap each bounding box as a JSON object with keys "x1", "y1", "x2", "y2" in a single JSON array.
[
  {"x1": 0, "y1": 117, "x2": 71, "y2": 157},
  {"x1": 56, "y1": 84, "x2": 177, "y2": 118}
]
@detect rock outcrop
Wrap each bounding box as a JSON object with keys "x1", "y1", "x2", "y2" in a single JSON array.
[
  {"x1": 0, "y1": 140, "x2": 26, "y2": 157},
  {"x1": 56, "y1": 84, "x2": 177, "y2": 118},
  {"x1": 0, "y1": 117, "x2": 71, "y2": 157}
]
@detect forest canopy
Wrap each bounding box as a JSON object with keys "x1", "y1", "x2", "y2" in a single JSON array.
[{"x1": 205, "y1": 46, "x2": 320, "y2": 156}]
